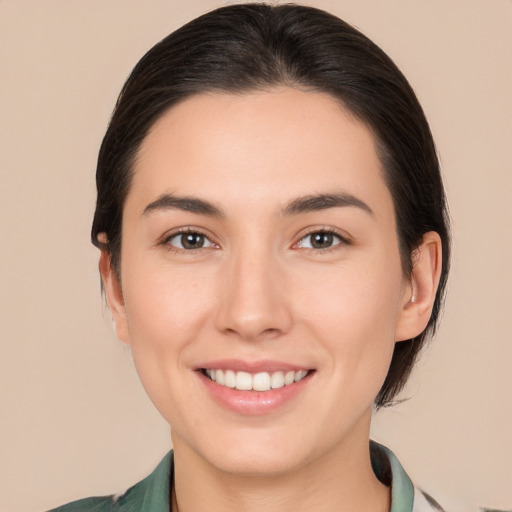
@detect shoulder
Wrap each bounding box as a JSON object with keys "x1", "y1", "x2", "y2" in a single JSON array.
[
  {"x1": 47, "y1": 495, "x2": 121, "y2": 512},
  {"x1": 47, "y1": 451, "x2": 173, "y2": 512}
]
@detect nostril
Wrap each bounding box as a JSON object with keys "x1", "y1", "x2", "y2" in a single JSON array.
[
  {"x1": 224, "y1": 326, "x2": 284, "y2": 342},
  {"x1": 261, "y1": 328, "x2": 283, "y2": 339}
]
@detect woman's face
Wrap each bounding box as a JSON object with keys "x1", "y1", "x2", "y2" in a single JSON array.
[{"x1": 105, "y1": 88, "x2": 417, "y2": 475}]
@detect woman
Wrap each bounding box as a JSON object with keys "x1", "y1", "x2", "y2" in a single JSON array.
[{"x1": 51, "y1": 3, "x2": 449, "y2": 511}]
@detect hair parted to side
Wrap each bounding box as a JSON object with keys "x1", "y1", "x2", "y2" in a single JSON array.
[{"x1": 91, "y1": 3, "x2": 450, "y2": 408}]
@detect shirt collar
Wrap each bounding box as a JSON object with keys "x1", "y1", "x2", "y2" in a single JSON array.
[{"x1": 371, "y1": 440, "x2": 415, "y2": 512}]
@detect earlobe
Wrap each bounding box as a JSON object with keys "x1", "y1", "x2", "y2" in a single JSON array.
[
  {"x1": 98, "y1": 246, "x2": 131, "y2": 345},
  {"x1": 395, "y1": 231, "x2": 443, "y2": 342}
]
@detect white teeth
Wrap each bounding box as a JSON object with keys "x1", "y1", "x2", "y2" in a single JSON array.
[
  {"x1": 224, "y1": 370, "x2": 236, "y2": 388},
  {"x1": 284, "y1": 371, "x2": 295, "y2": 385},
  {"x1": 205, "y1": 368, "x2": 309, "y2": 391},
  {"x1": 215, "y1": 369, "x2": 224, "y2": 385},
  {"x1": 294, "y1": 370, "x2": 308, "y2": 382},
  {"x1": 253, "y1": 372, "x2": 271, "y2": 391},
  {"x1": 235, "y1": 371, "x2": 253, "y2": 391},
  {"x1": 270, "y1": 371, "x2": 285, "y2": 389}
]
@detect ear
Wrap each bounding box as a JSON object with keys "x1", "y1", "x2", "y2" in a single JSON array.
[
  {"x1": 395, "y1": 231, "x2": 443, "y2": 342},
  {"x1": 98, "y1": 241, "x2": 131, "y2": 345}
]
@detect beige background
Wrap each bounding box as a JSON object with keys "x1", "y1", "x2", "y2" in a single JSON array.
[{"x1": 1, "y1": 1, "x2": 511, "y2": 511}]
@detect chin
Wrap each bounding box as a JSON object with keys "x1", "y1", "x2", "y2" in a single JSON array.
[
  {"x1": 175, "y1": 425, "x2": 314, "y2": 477},
  {"x1": 209, "y1": 446, "x2": 306, "y2": 477}
]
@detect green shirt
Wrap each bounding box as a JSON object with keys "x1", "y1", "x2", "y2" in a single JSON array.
[{"x1": 48, "y1": 442, "x2": 443, "y2": 512}]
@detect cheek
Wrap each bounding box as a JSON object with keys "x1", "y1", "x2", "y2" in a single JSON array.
[
  {"x1": 120, "y1": 260, "x2": 214, "y2": 372},
  {"x1": 119, "y1": 264, "x2": 218, "y2": 420},
  {"x1": 295, "y1": 255, "x2": 404, "y2": 378},
  {"x1": 123, "y1": 267, "x2": 214, "y2": 350}
]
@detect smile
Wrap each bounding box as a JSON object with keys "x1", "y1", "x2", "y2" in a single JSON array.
[{"x1": 201, "y1": 369, "x2": 310, "y2": 391}]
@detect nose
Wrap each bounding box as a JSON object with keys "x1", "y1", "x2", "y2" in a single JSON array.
[{"x1": 214, "y1": 245, "x2": 293, "y2": 342}]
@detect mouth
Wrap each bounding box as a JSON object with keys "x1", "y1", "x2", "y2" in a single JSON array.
[
  {"x1": 200, "y1": 368, "x2": 311, "y2": 391},
  {"x1": 196, "y1": 361, "x2": 315, "y2": 414}
]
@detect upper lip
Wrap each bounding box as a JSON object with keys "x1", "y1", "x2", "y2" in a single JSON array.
[{"x1": 195, "y1": 359, "x2": 312, "y2": 373}]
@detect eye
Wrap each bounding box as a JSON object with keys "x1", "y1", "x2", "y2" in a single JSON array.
[
  {"x1": 296, "y1": 231, "x2": 346, "y2": 250},
  {"x1": 166, "y1": 231, "x2": 216, "y2": 250}
]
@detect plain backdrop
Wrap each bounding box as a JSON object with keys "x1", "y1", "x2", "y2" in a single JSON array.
[{"x1": 1, "y1": 1, "x2": 511, "y2": 511}]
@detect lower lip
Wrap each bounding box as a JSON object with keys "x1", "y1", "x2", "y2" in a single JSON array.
[{"x1": 198, "y1": 371, "x2": 313, "y2": 415}]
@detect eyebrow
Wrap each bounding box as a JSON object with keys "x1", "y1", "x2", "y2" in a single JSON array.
[
  {"x1": 143, "y1": 194, "x2": 224, "y2": 218},
  {"x1": 142, "y1": 191, "x2": 373, "y2": 218},
  {"x1": 282, "y1": 193, "x2": 374, "y2": 217}
]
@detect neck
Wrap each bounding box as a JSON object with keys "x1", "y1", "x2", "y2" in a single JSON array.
[{"x1": 170, "y1": 417, "x2": 390, "y2": 512}]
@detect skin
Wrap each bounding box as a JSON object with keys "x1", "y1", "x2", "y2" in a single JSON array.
[{"x1": 100, "y1": 87, "x2": 442, "y2": 512}]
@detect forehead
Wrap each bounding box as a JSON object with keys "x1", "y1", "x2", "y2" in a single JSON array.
[{"x1": 129, "y1": 87, "x2": 391, "y2": 217}]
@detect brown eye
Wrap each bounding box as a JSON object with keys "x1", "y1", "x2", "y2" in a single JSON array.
[
  {"x1": 167, "y1": 231, "x2": 214, "y2": 250},
  {"x1": 310, "y1": 232, "x2": 334, "y2": 249},
  {"x1": 297, "y1": 231, "x2": 344, "y2": 250}
]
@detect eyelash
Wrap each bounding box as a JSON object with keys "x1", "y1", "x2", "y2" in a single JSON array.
[
  {"x1": 160, "y1": 227, "x2": 351, "y2": 254},
  {"x1": 294, "y1": 227, "x2": 351, "y2": 253},
  {"x1": 161, "y1": 227, "x2": 218, "y2": 254}
]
